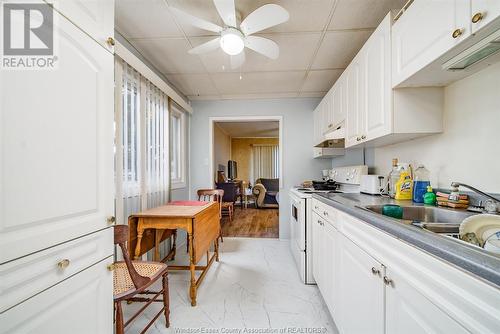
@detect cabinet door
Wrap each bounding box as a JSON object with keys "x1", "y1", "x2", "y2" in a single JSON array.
[
  {"x1": 323, "y1": 221, "x2": 339, "y2": 318},
  {"x1": 323, "y1": 90, "x2": 334, "y2": 133},
  {"x1": 364, "y1": 14, "x2": 392, "y2": 141},
  {"x1": 392, "y1": 0, "x2": 471, "y2": 86},
  {"x1": 45, "y1": 0, "x2": 114, "y2": 51},
  {"x1": 471, "y1": 1, "x2": 500, "y2": 33},
  {"x1": 311, "y1": 213, "x2": 323, "y2": 288},
  {"x1": 0, "y1": 12, "x2": 114, "y2": 263},
  {"x1": 345, "y1": 59, "x2": 363, "y2": 147},
  {"x1": 0, "y1": 257, "x2": 114, "y2": 334},
  {"x1": 385, "y1": 266, "x2": 470, "y2": 334},
  {"x1": 333, "y1": 77, "x2": 345, "y2": 128},
  {"x1": 338, "y1": 234, "x2": 384, "y2": 334}
]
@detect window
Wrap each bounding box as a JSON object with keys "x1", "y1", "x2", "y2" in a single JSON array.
[
  {"x1": 251, "y1": 144, "x2": 279, "y2": 184},
  {"x1": 170, "y1": 105, "x2": 186, "y2": 188}
]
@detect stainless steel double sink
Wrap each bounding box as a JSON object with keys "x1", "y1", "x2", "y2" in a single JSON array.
[{"x1": 362, "y1": 205, "x2": 476, "y2": 235}]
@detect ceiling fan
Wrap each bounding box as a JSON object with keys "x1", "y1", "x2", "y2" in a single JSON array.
[{"x1": 169, "y1": 0, "x2": 289, "y2": 69}]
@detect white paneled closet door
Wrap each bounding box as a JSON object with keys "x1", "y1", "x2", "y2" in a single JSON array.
[{"x1": 0, "y1": 11, "x2": 114, "y2": 264}]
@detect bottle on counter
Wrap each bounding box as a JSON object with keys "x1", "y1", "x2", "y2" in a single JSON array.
[
  {"x1": 423, "y1": 186, "x2": 437, "y2": 205},
  {"x1": 413, "y1": 165, "x2": 431, "y2": 203},
  {"x1": 388, "y1": 158, "x2": 400, "y2": 198},
  {"x1": 395, "y1": 171, "x2": 413, "y2": 200}
]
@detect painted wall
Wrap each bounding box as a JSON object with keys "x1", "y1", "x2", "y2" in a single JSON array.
[
  {"x1": 372, "y1": 63, "x2": 500, "y2": 193},
  {"x1": 190, "y1": 98, "x2": 332, "y2": 239},
  {"x1": 231, "y1": 137, "x2": 279, "y2": 184},
  {"x1": 331, "y1": 63, "x2": 500, "y2": 193},
  {"x1": 213, "y1": 124, "x2": 231, "y2": 178}
]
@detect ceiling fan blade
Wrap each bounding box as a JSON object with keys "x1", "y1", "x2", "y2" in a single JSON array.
[
  {"x1": 244, "y1": 36, "x2": 279, "y2": 59},
  {"x1": 240, "y1": 4, "x2": 289, "y2": 36},
  {"x1": 169, "y1": 6, "x2": 223, "y2": 33},
  {"x1": 230, "y1": 51, "x2": 245, "y2": 69},
  {"x1": 213, "y1": 0, "x2": 236, "y2": 27},
  {"x1": 188, "y1": 38, "x2": 221, "y2": 55}
]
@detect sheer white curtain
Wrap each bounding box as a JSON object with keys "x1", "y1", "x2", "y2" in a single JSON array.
[
  {"x1": 115, "y1": 57, "x2": 170, "y2": 224},
  {"x1": 251, "y1": 144, "x2": 279, "y2": 183}
]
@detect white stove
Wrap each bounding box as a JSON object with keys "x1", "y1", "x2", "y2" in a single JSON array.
[{"x1": 289, "y1": 165, "x2": 367, "y2": 284}]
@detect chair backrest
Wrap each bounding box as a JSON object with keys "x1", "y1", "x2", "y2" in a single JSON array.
[
  {"x1": 197, "y1": 189, "x2": 223, "y2": 218},
  {"x1": 114, "y1": 225, "x2": 150, "y2": 288}
]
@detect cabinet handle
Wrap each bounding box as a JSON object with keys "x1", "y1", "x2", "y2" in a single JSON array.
[
  {"x1": 106, "y1": 37, "x2": 116, "y2": 46},
  {"x1": 472, "y1": 12, "x2": 484, "y2": 23},
  {"x1": 383, "y1": 276, "x2": 393, "y2": 287},
  {"x1": 452, "y1": 28, "x2": 463, "y2": 39},
  {"x1": 371, "y1": 267, "x2": 380, "y2": 275},
  {"x1": 328, "y1": 123, "x2": 333, "y2": 128},
  {"x1": 57, "y1": 259, "x2": 70, "y2": 269},
  {"x1": 356, "y1": 137, "x2": 361, "y2": 142},
  {"x1": 315, "y1": 206, "x2": 319, "y2": 210},
  {"x1": 323, "y1": 211, "x2": 329, "y2": 216},
  {"x1": 107, "y1": 216, "x2": 116, "y2": 225},
  {"x1": 361, "y1": 135, "x2": 366, "y2": 140}
]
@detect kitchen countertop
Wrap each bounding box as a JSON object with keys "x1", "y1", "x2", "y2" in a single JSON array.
[{"x1": 313, "y1": 192, "x2": 500, "y2": 289}]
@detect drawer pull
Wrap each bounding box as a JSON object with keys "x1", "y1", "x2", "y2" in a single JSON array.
[
  {"x1": 107, "y1": 216, "x2": 116, "y2": 225},
  {"x1": 323, "y1": 211, "x2": 329, "y2": 216},
  {"x1": 106, "y1": 37, "x2": 116, "y2": 46},
  {"x1": 57, "y1": 259, "x2": 70, "y2": 269},
  {"x1": 472, "y1": 12, "x2": 483, "y2": 23},
  {"x1": 107, "y1": 263, "x2": 116, "y2": 271},
  {"x1": 383, "y1": 276, "x2": 393, "y2": 287},
  {"x1": 371, "y1": 267, "x2": 380, "y2": 275},
  {"x1": 452, "y1": 28, "x2": 463, "y2": 39},
  {"x1": 361, "y1": 135, "x2": 366, "y2": 140}
]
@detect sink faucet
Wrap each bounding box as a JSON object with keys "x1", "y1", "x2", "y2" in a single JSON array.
[{"x1": 450, "y1": 182, "x2": 500, "y2": 213}]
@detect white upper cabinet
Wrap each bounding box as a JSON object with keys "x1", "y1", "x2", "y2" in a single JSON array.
[
  {"x1": 45, "y1": 0, "x2": 115, "y2": 52},
  {"x1": 363, "y1": 15, "x2": 392, "y2": 141},
  {"x1": 345, "y1": 57, "x2": 363, "y2": 147},
  {"x1": 0, "y1": 12, "x2": 114, "y2": 263},
  {"x1": 392, "y1": 0, "x2": 471, "y2": 87},
  {"x1": 471, "y1": 0, "x2": 500, "y2": 32}
]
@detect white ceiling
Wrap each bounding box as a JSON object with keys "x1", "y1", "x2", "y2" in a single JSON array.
[
  {"x1": 115, "y1": 0, "x2": 406, "y2": 101},
  {"x1": 215, "y1": 121, "x2": 279, "y2": 137}
]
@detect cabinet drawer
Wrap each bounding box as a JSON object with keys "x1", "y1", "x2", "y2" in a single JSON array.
[
  {"x1": 312, "y1": 199, "x2": 337, "y2": 226},
  {"x1": 0, "y1": 228, "x2": 113, "y2": 313},
  {"x1": 0, "y1": 256, "x2": 113, "y2": 334}
]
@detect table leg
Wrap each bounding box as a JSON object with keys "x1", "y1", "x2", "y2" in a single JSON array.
[
  {"x1": 188, "y1": 232, "x2": 196, "y2": 306},
  {"x1": 134, "y1": 227, "x2": 144, "y2": 260},
  {"x1": 154, "y1": 229, "x2": 164, "y2": 262},
  {"x1": 215, "y1": 239, "x2": 219, "y2": 262},
  {"x1": 172, "y1": 230, "x2": 177, "y2": 260}
]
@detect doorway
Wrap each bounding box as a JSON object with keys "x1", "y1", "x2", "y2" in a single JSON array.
[{"x1": 209, "y1": 116, "x2": 283, "y2": 238}]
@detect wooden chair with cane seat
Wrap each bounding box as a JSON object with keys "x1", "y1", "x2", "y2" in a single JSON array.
[{"x1": 113, "y1": 225, "x2": 170, "y2": 333}]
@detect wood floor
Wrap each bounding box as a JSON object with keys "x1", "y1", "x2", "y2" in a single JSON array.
[{"x1": 221, "y1": 205, "x2": 279, "y2": 238}]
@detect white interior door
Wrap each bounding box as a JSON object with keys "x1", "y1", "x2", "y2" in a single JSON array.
[{"x1": 0, "y1": 12, "x2": 114, "y2": 263}]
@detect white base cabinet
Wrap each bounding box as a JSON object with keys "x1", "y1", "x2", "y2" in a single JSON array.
[
  {"x1": 311, "y1": 199, "x2": 500, "y2": 334},
  {"x1": 0, "y1": 256, "x2": 114, "y2": 334}
]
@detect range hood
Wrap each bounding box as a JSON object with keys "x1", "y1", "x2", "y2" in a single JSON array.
[
  {"x1": 443, "y1": 27, "x2": 500, "y2": 71},
  {"x1": 315, "y1": 123, "x2": 345, "y2": 148}
]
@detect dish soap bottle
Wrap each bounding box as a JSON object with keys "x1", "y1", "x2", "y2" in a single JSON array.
[
  {"x1": 388, "y1": 158, "x2": 400, "y2": 198},
  {"x1": 413, "y1": 165, "x2": 431, "y2": 203},
  {"x1": 423, "y1": 186, "x2": 436, "y2": 205},
  {"x1": 395, "y1": 172, "x2": 413, "y2": 200}
]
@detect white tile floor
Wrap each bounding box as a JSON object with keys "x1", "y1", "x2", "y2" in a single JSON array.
[{"x1": 123, "y1": 238, "x2": 338, "y2": 333}]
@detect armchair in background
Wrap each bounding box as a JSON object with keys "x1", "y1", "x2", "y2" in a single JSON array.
[{"x1": 252, "y1": 178, "x2": 279, "y2": 208}]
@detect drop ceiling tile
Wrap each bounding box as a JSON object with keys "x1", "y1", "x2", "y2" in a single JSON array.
[
  {"x1": 211, "y1": 71, "x2": 306, "y2": 95},
  {"x1": 220, "y1": 92, "x2": 299, "y2": 100},
  {"x1": 166, "y1": 0, "x2": 223, "y2": 37},
  {"x1": 301, "y1": 69, "x2": 344, "y2": 92},
  {"x1": 115, "y1": 0, "x2": 183, "y2": 38},
  {"x1": 235, "y1": 0, "x2": 335, "y2": 33},
  {"x1": 329, "y1": 0, "x2": 406, "y2": 30},
  {"x1": 311, "y1": 30, "x2": 372, "y2": 69},
  {"x1": 191, "y1": 33, "x2": 322, "y2": 73},
  {"x1": 167, "y1": 73, "x2": 219, "y2": 96},
  {"x1": 130, "y1": 38, "x2": 206, "y2": 74}
]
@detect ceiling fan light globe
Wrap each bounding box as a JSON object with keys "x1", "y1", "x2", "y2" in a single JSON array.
[{"x1": 220, "y1": 29, "x2": 244, "y2": 56}]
